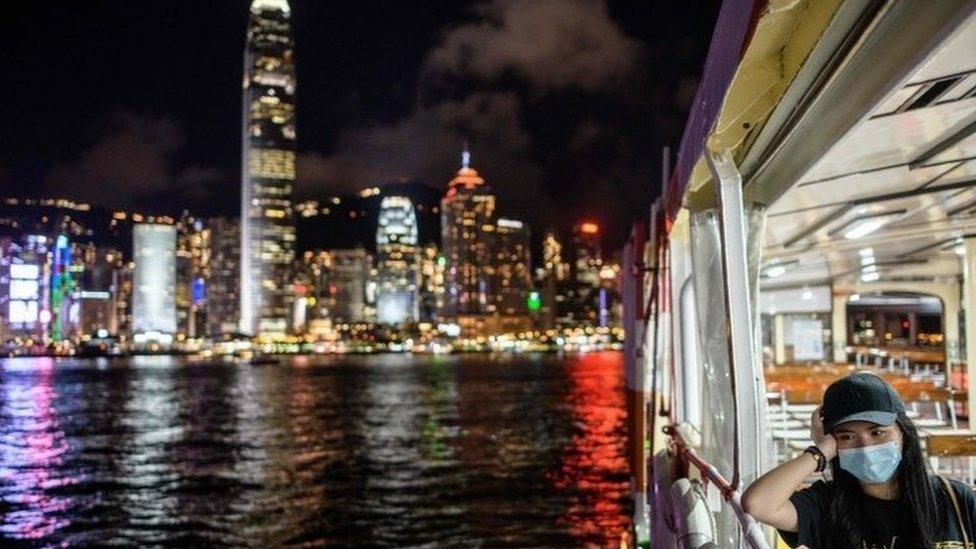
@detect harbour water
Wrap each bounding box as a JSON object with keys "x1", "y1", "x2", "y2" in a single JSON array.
[{"x1": 0, "y1": 352, "x2": 630, "y2": 546}]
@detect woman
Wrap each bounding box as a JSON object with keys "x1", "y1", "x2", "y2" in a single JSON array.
[{"x1": 742, "y1": 372, "x2": 976, "y2": 548}]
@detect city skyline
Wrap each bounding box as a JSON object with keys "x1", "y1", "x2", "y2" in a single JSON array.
[
  {"x1": 0, "y1": 143, "x2": 623, "y2": 347},
  {"x1": 0, "y1": 0, "x2": 721, "y2": 250},
  {"x1": 0, "y1": 0, "x2": 683, "y2": 344}
]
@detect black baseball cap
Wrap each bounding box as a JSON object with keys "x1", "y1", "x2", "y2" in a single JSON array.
[{"x1": 822, "y1": 372, "x2": 905, "y2": 432}]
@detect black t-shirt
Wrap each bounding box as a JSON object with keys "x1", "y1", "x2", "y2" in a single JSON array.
[{"x1": 778, "y1": 476, "x2": 976, "y2": 549}]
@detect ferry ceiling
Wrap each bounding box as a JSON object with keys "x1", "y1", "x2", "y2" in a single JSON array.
[{"x1": 668, "y1": 0, "x2": 976, "y2": 294}]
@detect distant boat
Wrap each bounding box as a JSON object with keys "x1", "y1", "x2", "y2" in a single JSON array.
[
  {"x1": 245, "y1": 356, "x2": 279, "y2": 366},
  {"x1": 77, "y1": 337, "x2": 125, "y2": 358}
]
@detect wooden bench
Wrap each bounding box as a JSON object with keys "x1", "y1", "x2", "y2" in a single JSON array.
[
  {"x1": 926, "y1": 433, "x2": 976, "y2": 485},
  {"x1": 927, "y1": 433, "x2": 976, "y2": 457},
  {"x1": 765, "y1": 372, "x2": 961, "y2": 464}
]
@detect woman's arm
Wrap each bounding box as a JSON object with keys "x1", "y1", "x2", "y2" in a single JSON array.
[{"x1": 741, "y1": 407, "x2": 837, "y2": 531}]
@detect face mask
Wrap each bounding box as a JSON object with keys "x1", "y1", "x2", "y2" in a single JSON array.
[{"x1": 838, "y1": 440, "x2": 902, "y2": 484}]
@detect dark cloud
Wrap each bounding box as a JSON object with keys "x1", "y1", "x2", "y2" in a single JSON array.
[
  {"x1": 423, "y1": 0, "x2": 644, "y2": 92},
  {"x1": 297, "y1": 91, "x2": 550, "y2": 220},
  {"x1": 298, "y1": 92, "x2": 528, "y2": 187},
  {"x1": 296, "y1": 0, "x2": 653, "y2": 237},
  {"x1": 44, "y1": 111, "x2": 223, "y2": 208}
]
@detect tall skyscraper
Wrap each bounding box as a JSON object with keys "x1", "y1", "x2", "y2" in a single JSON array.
[
  {"x1": 419, "y1": 243, "x2": 446, "y2": 322},
  {"x1": 538, "y1": 231, "x2": 569, "y2": 329},
  {"x1": 115, "y1": 259, "x2": 133, "y2": 337},
  {"x1": 0, "y1": 235, "x2": 49, "y2": 342},
  {"x1": 240, "y1": 0, "x2": 297, "y2": 337},
  {"x1": 494, "y1": 218, "x2": 532, "y2": 317},
  {"x1": 441, "y1": 147, "x2": 496, "y2": 319},
  {"x1": 376, "y1": 195, "x2": 419, "y2": 324},
  {"x1": 327, "y1": 248, "x2": 368, "y2": 322},
  {"x1": 76, "y1": 246, "x2": 120, "y2": 337},
  {"x1": 573, "y1": 222, "x2": 602, "y2": 287},
  {"x1": 50, "y1": 235, "x2": 75, "y2": 342},
  {"x1": 176, "y1": 216, "x2": 209, "y2": 338},
  {"x1": 299, "y1": 250, "x2": 332, "y2": 336},
  {"x1": 132, "y1": 224, "x2": 177, "y2": 343},
  {"x1": 207, "y1": 217, "x2": 240, "y2": 336},
  {"x1": 542, "y1": 231, "x2": 569, "y2": 282}
]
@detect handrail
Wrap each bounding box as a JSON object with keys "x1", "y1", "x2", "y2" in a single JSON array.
[{"x1": 665, "y1": 423, "x2": 771, "y2": 549}]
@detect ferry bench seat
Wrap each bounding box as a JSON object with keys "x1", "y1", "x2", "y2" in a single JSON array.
[{"x1": 926, "y1": 433, "x2": 976, "y2": 486}]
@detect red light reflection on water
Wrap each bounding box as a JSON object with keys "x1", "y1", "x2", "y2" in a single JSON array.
[
  {"x1": 551, "y1": 351, "x2": 630, "y2": 545},
  {"x1": 0, "y1": 358, "x2": 73, "y2": 539}
]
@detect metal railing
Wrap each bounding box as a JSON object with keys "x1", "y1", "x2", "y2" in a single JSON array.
[{"x1": 664, "y1": 422, "x2": 770, "y2": 549}]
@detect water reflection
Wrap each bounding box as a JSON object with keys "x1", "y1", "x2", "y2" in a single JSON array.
[
  {"x1": 0, "y1": 358, "x2": 71, "y2": 539},
  {"x1": 553, "y1": 352, "x2": 630, "y2": 543},
  {"x1": 0, "y1": 353, "x2": 629, "y2": 546}
]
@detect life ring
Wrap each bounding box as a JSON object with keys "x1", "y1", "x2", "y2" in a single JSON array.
[{"x1": 668, "y1": 477, "x2": 717, "y2": 549}]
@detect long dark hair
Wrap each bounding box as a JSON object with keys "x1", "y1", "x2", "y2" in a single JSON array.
[{"x1": 826, "y1": 413, "x2": 945, "y2": 548}]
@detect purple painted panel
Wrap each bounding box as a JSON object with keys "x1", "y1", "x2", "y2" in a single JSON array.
[{"x1": 665, "y1": 0, "x2": 760, "y2": 223}]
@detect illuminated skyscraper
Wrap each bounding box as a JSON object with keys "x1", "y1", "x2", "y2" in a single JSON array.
[
  {"x1": 573, "y1": 222, "x2": 602, "y2": 287},
  {"x1": 176, "y1": 216, "x2": 209, "y2": 338},
  {"x1": 76, "y1": 246, "x2": 121, "y2": 338},
  {"x1": 132, "y1": 224, "x2": 177, "y2": 343},
  {"x1": 207, "y1": 217, "x2": 240, "y2": 336},
  {"x1": 537, "y1": 230, "x2": 567, "y2": 329},
  {"x1": 0, "y1": 235, "x2": 49, "y2": 341},
  {"x1": 50, "y1": 234, "x2": 74, "y2": 341},
  {"x1": 494, "y1": 218, "x2": 532, "y2": 317},
  {"x1": 376, "y1": 195, "x2": 419, "y2": 324},
  {"x1": 441, "y1": 147, "x2": 496, "y2": 318},
  {"x1": 327, "y1": 248, "x2": 368, "y2": 322},
  {"x1": 542, "y1": 231, "x2": 569, "y2": 282},
  {"x1": 300, "y1": 250, "x2": 332, "y2": 336},
  {"x1": 240, "y1": 0, "x2": 297, "y2": 337},
  {"x1": 419, "y1": 244, "x2": 446, "y2": 322}
]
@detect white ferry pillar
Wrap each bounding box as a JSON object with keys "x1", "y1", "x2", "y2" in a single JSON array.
[
  {"x1": 962, "y1": 237, "x2": 976, "y2": 428},
  {"x1": 832, "y1": 293, "x2": 848, "y2": 364},
  {"x1": 706, "y1": 148, "x2": 765, "y2": 486},
  {"x1": 773, "y1": 314, "x2": 787, "y2": 365}
]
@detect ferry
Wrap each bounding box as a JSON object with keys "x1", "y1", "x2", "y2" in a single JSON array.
[{"x1": 624, "y1": 1, "x2": 976, "y2": 546}]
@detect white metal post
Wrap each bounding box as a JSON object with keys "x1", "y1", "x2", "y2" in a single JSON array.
[
  {"x1": 963, "y1": 237, "x2": 976, "y2": 432},
  {"x1": 706, "y1": 149, "x2": 763, "y2": 489}
]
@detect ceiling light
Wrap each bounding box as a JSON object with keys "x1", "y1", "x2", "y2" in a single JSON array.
[{"x1": 844, "y1": 218, "x2": 888, "y2": 240}]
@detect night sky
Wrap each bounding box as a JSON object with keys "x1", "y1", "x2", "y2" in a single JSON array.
[{"x1": 1, "y1": 1, "x2": 720, "y2": 249}]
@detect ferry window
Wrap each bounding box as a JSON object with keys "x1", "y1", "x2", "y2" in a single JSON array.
[{"x1": 847, "y1": 292, "x2": 944, "y2": 349}]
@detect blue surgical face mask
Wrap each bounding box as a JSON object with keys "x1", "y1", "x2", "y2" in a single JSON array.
[{"x1": 838, "y1": 440, "x2": 902, "y2": 484}]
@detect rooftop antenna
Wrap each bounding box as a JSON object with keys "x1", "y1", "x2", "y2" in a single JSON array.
[{"x1": 461, "y1": 139, "x2": 471, "y2": 169}]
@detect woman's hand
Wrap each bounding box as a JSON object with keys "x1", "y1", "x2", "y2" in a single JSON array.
[{"x1": 811, "y1": 406, "x2": 837, "y2": 460}]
